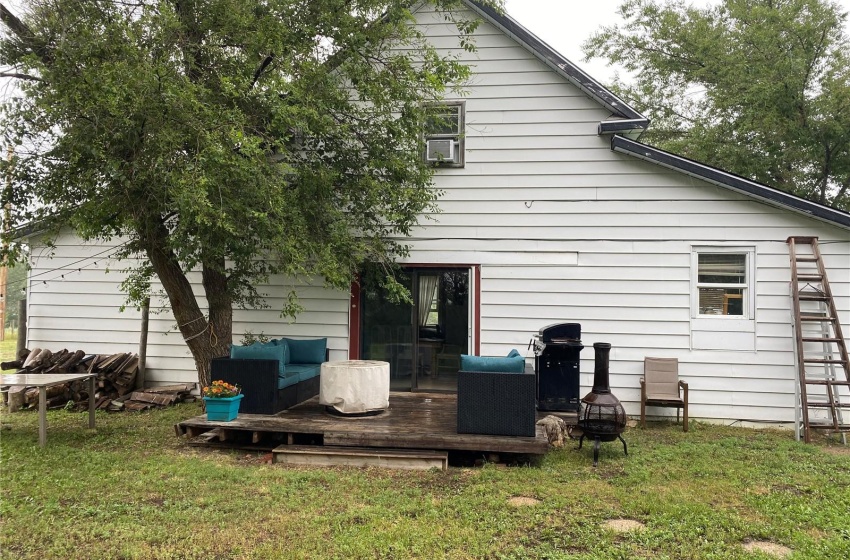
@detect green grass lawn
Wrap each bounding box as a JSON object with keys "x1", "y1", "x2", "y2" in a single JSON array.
[
  {"x1": 0, "y1": 329, "x2": 18, "y2": 363},
  {"x1": 1, "y1": 403, "x2": 848, "y2": 560}
]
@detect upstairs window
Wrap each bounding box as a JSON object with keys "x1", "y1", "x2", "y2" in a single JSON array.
[
  {"x1": 695, "y1": 252, "x2": 749, "y2": 317},
  {"x1": 424, "y1": 102, "x2": 464, "y2": 167}
]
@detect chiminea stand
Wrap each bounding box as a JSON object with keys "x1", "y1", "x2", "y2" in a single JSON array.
[{"x1": 577, "y1": 432, "x2": 628, "y2": 467}]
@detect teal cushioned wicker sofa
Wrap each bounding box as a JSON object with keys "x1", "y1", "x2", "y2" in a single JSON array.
[{"x1": 210, "y1": 338, "x2": 328, "y2": 415}]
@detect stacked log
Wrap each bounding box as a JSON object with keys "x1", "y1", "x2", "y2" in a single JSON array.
[{"x1": 2, "y1": 348, "x2": 196, "y2": 412}]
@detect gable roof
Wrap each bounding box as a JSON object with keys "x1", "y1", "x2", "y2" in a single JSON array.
[
  {"x1": 463, "y1": 1, "x2": 850, "y2": 232},
  {"x1": 462, "y1": 1, "x2": 649, "y2": 139}
]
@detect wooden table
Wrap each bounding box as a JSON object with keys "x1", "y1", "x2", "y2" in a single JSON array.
[{"x1": 1, "y1": 373, "x2": 96, "y2": 446}]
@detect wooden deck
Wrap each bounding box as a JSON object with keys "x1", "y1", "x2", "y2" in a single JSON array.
[{"x1": 175, "y1": 392, "x2": 551, "y2": 456}]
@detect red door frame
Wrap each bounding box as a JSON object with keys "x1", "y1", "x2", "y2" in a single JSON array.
[{"x1": 348, "y1": 264, "x2": 480, "y2": 359}]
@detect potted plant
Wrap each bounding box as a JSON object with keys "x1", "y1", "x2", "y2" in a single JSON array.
[{"x1": 202, "y1": 380, "x2": 243, "y2": 421}]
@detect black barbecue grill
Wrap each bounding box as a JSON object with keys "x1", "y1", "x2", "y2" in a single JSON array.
[{"x1": 533, "y1": 323, "x2": 583, "y2": 412}]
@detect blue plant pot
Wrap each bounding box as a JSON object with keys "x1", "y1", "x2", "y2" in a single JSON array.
[{"x1": 203, "y1": 394, "x2": 244, "y2": 421}]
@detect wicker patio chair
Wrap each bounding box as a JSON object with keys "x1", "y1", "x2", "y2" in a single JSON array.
[{"x1": 457, "y1": 361, "x2": 536, "y2": 437}]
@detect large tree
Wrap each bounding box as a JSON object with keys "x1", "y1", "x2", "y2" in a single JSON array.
[
  {"x1": 584, "y1": 0, "x2": 850, "y2": 210},
  {"x1": 0, "y1": 0, "x2": 490, "y2": 386}
]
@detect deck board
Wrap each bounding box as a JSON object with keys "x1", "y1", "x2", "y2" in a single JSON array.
[{"x1": 176, "y1": 392, "x2": 550, "y2": 455}]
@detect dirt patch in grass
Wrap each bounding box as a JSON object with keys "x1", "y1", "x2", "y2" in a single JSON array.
[
  {"x1": 597, "y1": 466, "x2": 627, "y2": 481},
  {"x1": 602, "y1": 519, "x2": 646, "y2": 533},
  {"x1": 820, "y1": 445, "x2": 850, "y2": 456},
  {"x1": 238, "y1": 452, "x2": 274, "y2": 465},
  {"x1": 742, "y1": 540, "x2": 792, "y2": 558},
  {"x1": 771, "y1": 483, "x2": 811, "y2": 496},
  {"x1": 507, "y1": 496, "x2": 540, "y2": 507}
]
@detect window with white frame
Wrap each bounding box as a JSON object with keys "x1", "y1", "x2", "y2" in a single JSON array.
[
  {"x1": 424, "y1": 102, "x2": 464, "y2": 167},
  {"x1": 693, "y1": 249, "x2": 753, "y2": 318}
]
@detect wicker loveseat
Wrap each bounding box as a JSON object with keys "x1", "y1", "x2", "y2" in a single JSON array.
[
  {"x1": 210, "y1": 338, "x2": 328, "y2": 415},
  {"x1": 456, "y1": 350, "x2": 537, "y2": 437}
]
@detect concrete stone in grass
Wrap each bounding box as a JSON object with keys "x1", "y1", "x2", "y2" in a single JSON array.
[{"x1": 602, "y1": 519, "x2": 646, "y2": 533}]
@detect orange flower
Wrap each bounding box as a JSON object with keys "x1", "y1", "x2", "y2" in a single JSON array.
[{"x1": 202, "y1": 380, "x2": 241, "y2": 398}]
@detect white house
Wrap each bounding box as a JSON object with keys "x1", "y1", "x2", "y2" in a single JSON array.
[{"x1": 22, "y1": 1, "x2": 850, "y2": 426}]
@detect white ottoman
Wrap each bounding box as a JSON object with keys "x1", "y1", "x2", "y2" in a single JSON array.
[{"x1": 319, "y1": 360, "x2": 390, "y2": 414}]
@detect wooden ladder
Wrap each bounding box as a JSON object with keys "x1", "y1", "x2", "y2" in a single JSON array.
[{"x1": 786, "y1": 237, "x2": 850, "y2": 443}]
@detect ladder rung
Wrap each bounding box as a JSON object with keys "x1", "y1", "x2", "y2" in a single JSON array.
[
  {"x1": 803, "y1": 359, "x2": 848, "y2": 364},
  {"x1": 795, "y1": 257, "x2": 818, "y2": 262},
  {"x1": 798, "y1": 295, "x2": 829, "y2": 301},
  {"x1": 804, "y1": 380, "x2": 850, "y2": 386},
  {"x1": 797, "y1": 275, "x2": 823, "y2": 281},
  {"x1": 802, "y1": 337, "x2": 842, "y2": 343},
  {"x1": 807, "y1": 403, "x2": 850, "y2": 409},
  {"x1": 800, "y1": 316, "x2": 835, "y2": 322},
  {"x1": 807, "y1": 423, "x2": 850, "y2": 431}
]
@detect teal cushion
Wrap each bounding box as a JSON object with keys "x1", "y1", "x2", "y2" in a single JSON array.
[
  {"x1": 284, "y1": 364, "x2": 322, "y2": 382},
  {"x1": 230, "y1": 344, "x2": 287, "y2": 377},
  {"x1": 283, "y1": 338, "x2": 327, "y2": 364},
  {"x1": 460, "y1": 352, "x2": 525, "y2": 373},
  {"x1": 252, "y1": 340, "x2": 289, "y2": 364},
  {"x1": 277, "y1": 375, "x2": 299, "y2": 390},
  {"x1": 269, "y1": 339, "x2": 291, "y2": 364}
]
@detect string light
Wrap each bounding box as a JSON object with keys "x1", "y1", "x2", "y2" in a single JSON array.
[{"x1": 2, "y1": 243, "x2": 129, "y2": 292}]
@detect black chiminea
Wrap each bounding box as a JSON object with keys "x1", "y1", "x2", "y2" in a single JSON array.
[{"x1": 577, "y1": 342, "x2": 627, "y2": 466}]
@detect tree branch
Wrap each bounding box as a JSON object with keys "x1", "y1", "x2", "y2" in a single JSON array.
[
  {"x1": 0, "y1": 71, "x2": 43, "y2": 82},
  {"x1": 0, "y1": 2, "x2": 52, "y2": 64},
  {"x1": 0, "y1": 3, "x2": 30, "y2": 39},
  {"x1": 250, "y1": 53, "x2": 274, "y2": 90}
]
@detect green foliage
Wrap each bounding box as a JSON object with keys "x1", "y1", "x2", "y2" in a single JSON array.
[
  {"x1": 584, "y1": 0, "x2": 850, "y2": 210},
  {"x1": 239, "y1": 330, "x2": 270, "y2": 346},
  {"x1": 0, "y1": 0, "x2": 499, "y2": 377},
  {"x1": 1, "y1": 407, "x2": 849, "y2": 559},
  {"x1": 0, "y1": 0, "x2": 477, "y2": 295}
]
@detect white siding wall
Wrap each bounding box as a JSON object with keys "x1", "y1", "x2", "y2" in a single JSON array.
[
  {"x1": 403, "y1": 5, "x2": 850, "y2": 423},
  {"x1": 26, "y1": 232, "x2": 350, "y2": 386},
  {"x1": 22, "y1": 4, "x2": 850, "y2": 424}
]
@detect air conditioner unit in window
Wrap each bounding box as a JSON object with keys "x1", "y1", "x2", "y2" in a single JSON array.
[{"x1": 426, "y1": 139, "x2": 454, "y2": 162}]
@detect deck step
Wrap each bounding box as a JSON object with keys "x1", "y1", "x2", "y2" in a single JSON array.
[{"x1": 272, "y1": 445, "x2": 448, "y2": 471}]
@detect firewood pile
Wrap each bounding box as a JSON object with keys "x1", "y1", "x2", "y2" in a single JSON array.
[{"x1": 1, "y1": 348, "x2": 196, "y2": 412}]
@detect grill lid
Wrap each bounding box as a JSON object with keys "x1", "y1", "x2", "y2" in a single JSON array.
[{"x1": 538, "y1": 322, "x2": 581, "y2": 343}]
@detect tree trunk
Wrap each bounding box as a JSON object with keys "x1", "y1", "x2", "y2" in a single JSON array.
[
  {"x1": 200, "y1": 255, "x2": 233, "y2": 386},
  {"x1": 138, "y1": 216, "x2": 232, "y2": 388}
]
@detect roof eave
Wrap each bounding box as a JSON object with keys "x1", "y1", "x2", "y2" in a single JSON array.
[
  {"x1": 463, "y1": 1, "x2": 647, "y2": 122},
  {"x1": 598, "y1": 118, "x2": 650, "y2": 140},
  {"x1": 611, "y1": 135, "x2": 850, "y2": 231}
]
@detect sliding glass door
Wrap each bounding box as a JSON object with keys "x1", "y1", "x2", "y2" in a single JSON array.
[{"x1": 360, "y1": 267, "x2": 470, "y2": 392}]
